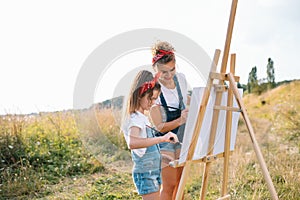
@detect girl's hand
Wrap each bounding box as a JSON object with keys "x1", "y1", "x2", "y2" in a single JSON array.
[{"x1": 162, "y1": 132, "x2": 178, "y2": 143}]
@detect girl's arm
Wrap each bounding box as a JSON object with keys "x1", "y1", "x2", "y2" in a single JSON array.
[{"x1": 128, "y1": 126, "x2": 177, "y2": 149}]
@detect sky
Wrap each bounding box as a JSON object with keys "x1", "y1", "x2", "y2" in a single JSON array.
[{"x1": 1, "y1": 0, "x2": 299, "y2": 114}]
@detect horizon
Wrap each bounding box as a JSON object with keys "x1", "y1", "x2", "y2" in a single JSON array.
[{"x1": 1, "y1": 78, "x2": 298, "y2": 116}]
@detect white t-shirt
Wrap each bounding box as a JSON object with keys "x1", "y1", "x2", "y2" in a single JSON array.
[
  {"x1": 122, "y1": 111, "x2": 150, "y2": 157},
  {"x1": 156, "y1": 73, "x2": 188, "y2": 110}
]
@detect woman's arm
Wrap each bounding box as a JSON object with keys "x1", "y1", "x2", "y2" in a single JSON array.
[
  {"x1": 150, "y1": 105, "x2": 188, "y2": 133},
  {"x1": 187, "y1": 94, "x2": 191, "y2": 106},
  {"x1": 128, "y1": 126, "x2": 178, "y2": 149}
]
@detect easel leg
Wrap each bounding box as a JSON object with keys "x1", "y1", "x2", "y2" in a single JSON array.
[
  {"x1": 175, "y1": 49, "x2": 221, "y2": 200},
  {"x1": 227, "y1": 73, "x2": 279, "y2": 200},
  {"x1": 200, "y1": 162, "x2": 212, "y2": 200},
  {"x1": 175, "y1": 162, "x2": 191, "y2": 200},
  {"x1": 200, "y1": 88, "x2": 224, "y2": 200},
  {"x1": 222, "y1": 54, "x2": 236, "y2": 196}
]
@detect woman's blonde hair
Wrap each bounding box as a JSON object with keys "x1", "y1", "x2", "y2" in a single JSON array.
[{"x1": 151, "y1": 41, "x2": 175, "y2": 66}]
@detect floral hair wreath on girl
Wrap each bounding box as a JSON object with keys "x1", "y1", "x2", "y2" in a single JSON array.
[
  {"x1": 139, "y1": 72, "x2": 161, "y2": 96},
  {"x1": 152, "y1": 49, "x2": 174, "y2": 65}
]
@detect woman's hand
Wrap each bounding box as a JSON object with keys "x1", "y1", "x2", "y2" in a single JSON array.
[{"x1": 178, "y1": 108, "x2": 189, "y2": 125}]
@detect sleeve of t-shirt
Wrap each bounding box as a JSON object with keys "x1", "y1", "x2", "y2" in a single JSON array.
[{"x1": 128, "y1": 114, "x2": 143, "y2": 131}]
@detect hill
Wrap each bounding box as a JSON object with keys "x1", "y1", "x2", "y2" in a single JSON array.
[
  {"x1": 243, "y1": 80, "x2": 300, "y2": 117},
  {"x1": 241, "y1": 80, "x2": 300, "y2": 147},
  {"x1": 92, "y1": 96, "x2": 124, "y2": 110}
]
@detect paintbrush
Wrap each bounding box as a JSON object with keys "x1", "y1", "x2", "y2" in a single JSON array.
[{"x1": 146, "y1": 125, "x2": 181, "y2": 144}]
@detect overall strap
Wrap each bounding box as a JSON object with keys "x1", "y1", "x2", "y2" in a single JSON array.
[
  {"x1": 146, "y1": 126, "x2": 160, "y2": 151},
  {"x1": 159, "y1": 90, "x2": 168, "y2": 110},
  {"x1": 173, "y1": 75, "x2": 186, "y2": 110},
  {"x1": 159, "y1": 74, "x2": 186, "y2": 110}
]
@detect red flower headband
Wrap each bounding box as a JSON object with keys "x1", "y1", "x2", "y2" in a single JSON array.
[
  {"x1": 139, "y1": 73, "x2": 161, "y2": 95},
  {"x1": 152, "y1": 49, "x2": 174, "y2": 65}
]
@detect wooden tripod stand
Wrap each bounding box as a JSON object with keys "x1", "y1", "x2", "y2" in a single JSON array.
[{"x1": 174, "y1": 0, "x2": 279, "y2": 199}]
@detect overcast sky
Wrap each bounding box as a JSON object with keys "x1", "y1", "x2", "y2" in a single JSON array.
[{"x1": 1, "y1": 0, "x2": 299, "y2": 114}]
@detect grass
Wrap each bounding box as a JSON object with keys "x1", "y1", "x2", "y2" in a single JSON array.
[
  {"x1": 0, "y1": 112, "x2": 105, "y2": 199},
  {"x1": 0, "y1": 81, "x2": 300, "y2": 199}
]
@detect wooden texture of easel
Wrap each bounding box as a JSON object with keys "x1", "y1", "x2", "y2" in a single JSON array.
[{"x1": 174, "y1": 0, "x2": 279, "y2": 199}]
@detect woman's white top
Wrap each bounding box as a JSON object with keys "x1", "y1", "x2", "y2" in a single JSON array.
[{"x1": 156, "y1": 72, "x2": 188, "y2": 110}]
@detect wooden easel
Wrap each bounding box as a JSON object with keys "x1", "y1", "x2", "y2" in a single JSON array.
[{"x1": 175, "y1": 0, "x2": 278, "y2": 199}]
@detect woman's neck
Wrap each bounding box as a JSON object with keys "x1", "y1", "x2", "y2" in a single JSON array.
[{"x1": 160, "y1": 79, "x2": 175, "y2": 89}]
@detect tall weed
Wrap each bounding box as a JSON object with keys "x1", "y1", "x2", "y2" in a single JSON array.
[{"x1": 0, "y1": 112, "x2": 104, "y2": 199}]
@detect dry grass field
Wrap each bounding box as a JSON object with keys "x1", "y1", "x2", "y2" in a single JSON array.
[{"x1": 0, "y1": 81, "x2": 299, "y2": 199}]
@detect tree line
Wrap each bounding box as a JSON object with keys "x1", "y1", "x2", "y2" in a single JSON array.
[{"x1": 246, "y1": 58, "x2": 276, "y2": 94}]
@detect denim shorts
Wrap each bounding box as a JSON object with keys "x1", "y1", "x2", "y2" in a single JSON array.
[
  {"x1": 132, "y1": 169, "x2": 162, "y2": 195},
  {"x1": 159, "y1": 142, "x2": 181, "y2": 152}
]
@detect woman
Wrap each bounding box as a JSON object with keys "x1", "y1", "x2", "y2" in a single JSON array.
[
  {"x1": 149, "y1": 41, "x2": 190, "y2": 200},
  {"x1": 122, "y1": 70, "x2": 178, "y2": 200}
]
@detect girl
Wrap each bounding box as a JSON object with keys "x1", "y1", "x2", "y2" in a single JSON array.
[
  {"x1": 122, "y1": 70, "x2": 178, "y2": 200},
  {"x1": 150, "y1": 41, "x2": 190, "y2": 200}
]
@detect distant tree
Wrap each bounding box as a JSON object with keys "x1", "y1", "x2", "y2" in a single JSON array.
[
  {"x1": 247, "y1": 66, "x2": 258, "y2": 93},
  {"x1": 239, "y1": 83, "x2": 248, "y2": 92},
  {"x1": 266, "y1": 58, "x2": 275, "y2": 88}
]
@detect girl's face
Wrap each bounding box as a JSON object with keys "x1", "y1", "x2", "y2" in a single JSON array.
[
  {"x1": 138, "y1": 89, "x2": 160, "y2": 113},
  {"x1": 155, "y1": 60, "x2": 176, "y2": 82}
]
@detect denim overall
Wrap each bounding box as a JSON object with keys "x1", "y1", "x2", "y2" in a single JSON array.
[
  {"x1": 131, "y1": 127, "x2": 162, "y2": 194},
  {"x1": 131, "y1": 127, "x2": 161, "y2": 173},
  {"x1": 160, "y1": 75, "x2": 186, "y2": 143}
]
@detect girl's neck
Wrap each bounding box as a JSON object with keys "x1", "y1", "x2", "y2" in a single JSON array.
[{"x1": 136, "y1": 108, "x2": 145, "y2": 114}]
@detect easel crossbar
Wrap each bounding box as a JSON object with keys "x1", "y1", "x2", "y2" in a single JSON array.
[
  {"x1": 170, "y1": 151, "x2": 234, "y2": 168},
  {"x1": 209, "y1": 72, "x2": 240, "y2": 82},
  {"x1": 213, "y1": 84, "x2": 228, "y2": 92},
  {"x1": 213, "y1": 105, "x2": 241, "y2": 112}
]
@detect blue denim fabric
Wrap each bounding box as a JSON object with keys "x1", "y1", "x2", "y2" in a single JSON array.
[
  {"x1": 131, "y1": 127, "x2": 162, "y2": 195},
  {"x1": 132, "y1": 169, "x2": 162, "y2": 195},
  {"x1": 159, "y1": 120, "x2": 185, "y2": 152},
  {"x1": 159, "y1": 75, "x2": 186, "y2": 152},
  {"x1": 159, "y1": 141, "x2": 182, "y2": 152}
]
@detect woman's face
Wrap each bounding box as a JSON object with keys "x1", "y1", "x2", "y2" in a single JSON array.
[
  {"x1": 155, "y1": 60, "x2": 176, "y2": 82},
  {"x1": 139, "y1": 89, "x2": 160, "y2": 112}
]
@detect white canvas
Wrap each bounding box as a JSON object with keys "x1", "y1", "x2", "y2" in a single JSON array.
[{"x1": 179, "y1": 87, "x2": 243, "y2": 164}]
